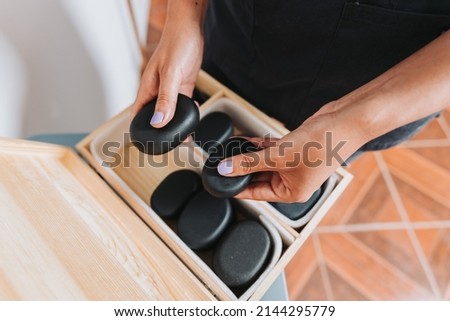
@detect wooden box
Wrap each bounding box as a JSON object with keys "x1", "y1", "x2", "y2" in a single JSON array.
[{"x1": 0, "y1": 71, "x2": 352, "y2": 300}]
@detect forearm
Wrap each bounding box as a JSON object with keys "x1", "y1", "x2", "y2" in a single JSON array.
[
  {"x1": 333, "y1": 31, "x2": 450, "y2": 143},
  {"x1": 132, "y1": 1, "x2": 208, "y2": 120},
  {"x1": 166, "y1": 0, "x2": 208, "y2": 31}
]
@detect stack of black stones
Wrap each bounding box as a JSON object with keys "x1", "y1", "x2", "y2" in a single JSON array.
[{"x1": 130, "y1": 92, "x2": 322, "y2": 293}]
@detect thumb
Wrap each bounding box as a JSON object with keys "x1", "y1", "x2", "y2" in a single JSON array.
[
  {"x1": 150, "y1": 71, "x2": 183, "y2": 128},
  {"x1": 217, "y1": 149, "x2": 278, "y2": 177}
]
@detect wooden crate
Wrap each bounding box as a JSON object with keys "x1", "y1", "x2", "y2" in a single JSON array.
[
  {"x1": 75, "y1": 70, "x2": 353, "y2": 300},
  {"x1": 0, "y1": 138, "x2": 215, "y2": 300}
]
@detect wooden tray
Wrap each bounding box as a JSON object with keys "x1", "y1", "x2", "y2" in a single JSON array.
[{"x1": 76, "y1": 70, "x2": 353, "y2": 300}]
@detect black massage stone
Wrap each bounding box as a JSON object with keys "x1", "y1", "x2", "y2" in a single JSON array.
[
  {"x1": 150, "y1": 170, "x2": 202, "y2": 219},
  {"x1": 270, "y1": 187, "x2": 322, "y2": 220},
  {"x1": 130, "y1": 93, "x2": 199, "y2": 155},
  {"x1": 177, "y1": 191, "x2": 234, "y2": 251},
  {"x1": 213, "y1": 220, "x2": 271, "y2": 288},
  {"x1": 194, "y1": 112, "x2": 233, "y2": 154},
  {"x1": 202, "y1": 137, "x2": 258, "y2": 198}
]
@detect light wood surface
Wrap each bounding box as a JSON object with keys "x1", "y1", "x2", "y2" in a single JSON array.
[{"x1": 0, "y1": 138, "x2": 215, "y2": 300}]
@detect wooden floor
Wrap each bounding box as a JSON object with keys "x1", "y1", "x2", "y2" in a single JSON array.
[
  {"x1": 144, "y1": 0, "x2": 450, "y2": 301},
  {"x1": 286, "y1": 113, "x2": 450, "y2": 300}
]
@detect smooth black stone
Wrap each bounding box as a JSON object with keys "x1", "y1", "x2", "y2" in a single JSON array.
[
  {"x1": 202, "y1": 137, "x2": 258, "y2": 198},
  {"x1": 194, "y1": 112, "x2": 233, "y2": 154},
  {"x1": 177, "y1": 191, "x2": 234, "y2": 251},
  {"x1": 150, "y1": 170, "x2": 202, "y2": 220},
  {"x1": 213, "y1": 220, "x2": 271, "y2": 288},
  {"x1": 130, "y1": 93, "x2": 199, "y2": 155},
  {"x1": 270, "y1": 187, "x2": 322, "y2": 220}
]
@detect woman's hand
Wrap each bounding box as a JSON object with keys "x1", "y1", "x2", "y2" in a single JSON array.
[
  {"x1": 218, "y1": 30, "x2": 450, "y2": 202},
  {"x1": 216, "y1": 102, "x2": 367, "y2": 203},
  {"x1": 131, "y1": 0, "x2": 207, "y2": 127}
]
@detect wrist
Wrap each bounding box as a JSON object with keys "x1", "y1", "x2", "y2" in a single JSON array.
[
  {"x1": 332, "y1": 77, "x2": 399, "y2": 146},
  {"x1": 292, "y1": 110, "x2": 365, "y2": 168},
  {"x1": 166, "y1": 0, "x2": 208, "y2": 32},
  {"x1": 313, "y1": 99, "x2": 372, "y2": 153}
]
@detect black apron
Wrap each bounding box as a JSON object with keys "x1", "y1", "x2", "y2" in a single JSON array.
[{"x1": 202, "y1": 0, "x2": 450, "y2": 151}]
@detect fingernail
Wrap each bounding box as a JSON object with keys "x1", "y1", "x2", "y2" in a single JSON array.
[
  {"x1": 218, "y1": 160, "x2": 233, "y2": 176},
  {"x1": 150, "y1": 111, "x2": 164, "y2": 126}
]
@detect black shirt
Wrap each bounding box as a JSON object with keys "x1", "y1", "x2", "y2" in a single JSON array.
[{"x1": 203, "y1": 0, "x2": 450, "y2": 132}]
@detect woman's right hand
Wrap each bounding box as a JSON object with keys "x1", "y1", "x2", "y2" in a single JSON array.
[{"x1": 131, "y1": 1, "x2": 207, "y2": 127}]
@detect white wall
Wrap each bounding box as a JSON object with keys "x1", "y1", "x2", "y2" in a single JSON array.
[
  {"x1": 0, "y1": 0, "x2": 150, "y2": 138},
  {"x1": 0, "y1": 33, "x2": 26, "y2": 137}
]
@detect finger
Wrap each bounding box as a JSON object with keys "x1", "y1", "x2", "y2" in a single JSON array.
[
  {"x1": 235, "y1": 172, "x2": 285, "y2": 201},
  {"x1": 179, "y1": 82, "x2": 195, "y2": 100},
  {"x1": 182, "y1": 135, "x2": 193, "y2": 144},
  {"x1": 251, "y1": 171, "x2": 274, "y2": 183},
  {"x1": 179, "y1": 82, "x2": 200, "y2": 110},
  {"x1": 234, "y1": 181, "x2": 278, "y2": 201},
  {"x1": 151, "y1": 71, "x2": 183, "y2": 128},
  {"x1": 217, "y1": 149, "x2": 279, "y2": 177},
  {"x1": 179, "y1": 86, "x2": 197, "y2": 145},
  {"x1": 130, "y1": 69, "x2": 159, "y2": 121},
  {"x1": 234, "y1": 181, "x2": 287, "y2": 202}
]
